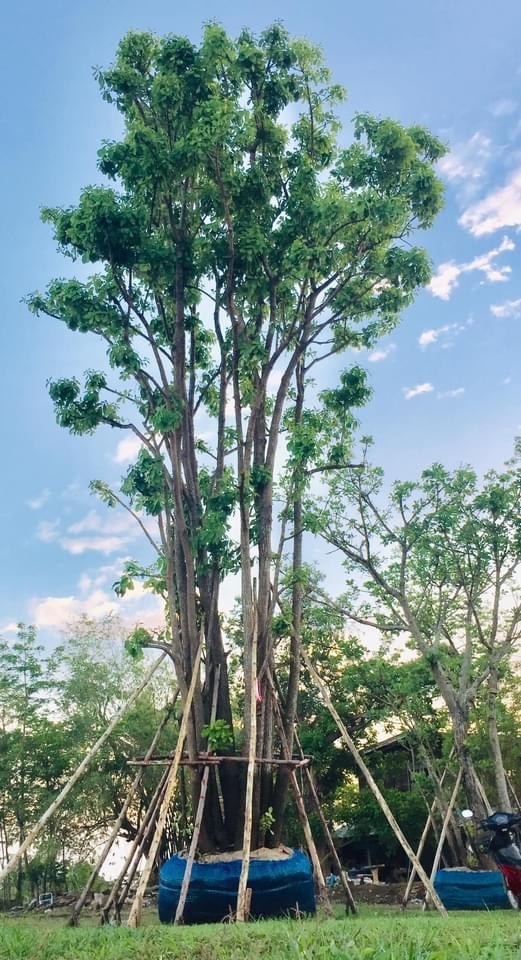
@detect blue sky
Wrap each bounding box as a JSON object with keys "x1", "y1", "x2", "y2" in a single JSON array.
[{"x1": 2, "y1": 0, "x2": 521, "y2": 640}]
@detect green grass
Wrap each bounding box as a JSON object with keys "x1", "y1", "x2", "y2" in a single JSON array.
[{"x1": 2, "y1": 908, "x2": 521, "y2": 960}]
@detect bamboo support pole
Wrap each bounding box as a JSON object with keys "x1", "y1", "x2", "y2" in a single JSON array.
[
  {"x1": 302, "y1": 649, "x2": 448, "y2": 918},
  {"x1": 128, "y1": 755, "x2": 310, "y2": 767},
  {"x1": 101, "y1": 763, "x2": 169, "y2": 923},
  {"x1": 402, "y1": 756, "x2": 454, "y2": 908},
  {"x1": 267, "y1": 672, "x2": 330, "y2": 911},
  {"x1": 236, "y1": 610, "x2": 258, "y2": 922},
  {"x1": 115, "y1": 777, "x2": 168, "y2": 921},
  {"x1": 424, "y1": 768, "x2": 462, "y2": 909},
  {"x1": 0, "y1": 652, "x2": 166, "y2": 886},
  {"x1": 507, "y1": 774, "x2": 521, "y2": 811},
  {"x1": 69, "y1": 701, "x2": 175, "y2": 926},
  {"x1": 476, "y1": 774, "x2": 493, "y2": 815},
  {"x1": 294, "y1": 730, "x2": 357, "y2": 915},
  {"x1": 127, "y1": 639, "x2": 203, "y2": 928},
  {"x1": 174, "y1": 665, "x2": 221, "y2": 924}
]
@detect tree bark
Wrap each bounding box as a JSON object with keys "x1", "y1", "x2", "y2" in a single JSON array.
[{"x1": 487, "y1": 666, "x2": 511, "y2": 811}]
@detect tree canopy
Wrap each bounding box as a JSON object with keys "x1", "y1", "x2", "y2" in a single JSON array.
[{"x1": 28, "y1": 23, "x2": 445, "y2": 849}]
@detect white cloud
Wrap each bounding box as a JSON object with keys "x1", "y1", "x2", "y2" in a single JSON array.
[
  {"x1": 0, "y1": 622, "x2": 18, "y2": 636},
  {"x1": 418, "y1": 324, "x2": 455, "y2": 348},
  {"x1": 428, "y1": 236, "x2": 514, "y2": 300},
  {"x1": 438, "y1": 132, "x2": 491, "y2": 182},
  {"x1": 32, "y1": 591, "x2": 116, "y2": 628},
  {"x1": 67, "y1": 510, "x2": 131, "y2": 536},
  {"x1": 418, "y1": 317, "x2": 474, "y2": 349},
  {"x1": 30, "y1": 576, "x2": 164, "y2": 630},
  {"x1": 113, "y1": 435, "x2": 143, "y2": 465},
  {"x1": 403, "y1": 383, "x2": 434, "y2": 400},
  {"x1": 460, "y1": 168, "x2": 521, "y2": 236},
  {"x1": 36, "y1": 520, "x2": 60, "y2": 543},
  {"x1": 490, "y1": 298, "x2": 521, "y2": 318},
  {"x1": 368, "y1": 343, "x2": 396, "y2": 363},
  {"x1": 437, "y1": 387, "x2": 465, "y2": 399},
  {"x1": 490, "y1": 98, "x2": 517, "y2": 117},
  {"x1": 60, "y1": 510, "x2": 151, "y2": 555},
  {"x1": 27, "y1": 489, "x2": 51, "y2": 510},
  {"x1": 35, "y1": 509, "x2": 157, "y2": 557},
  {"x1": 61, "y1": 536, "x2": 131, "y2": 556}
]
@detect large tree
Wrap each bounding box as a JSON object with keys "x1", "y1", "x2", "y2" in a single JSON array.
[
  {"x1": 29, "y1": 24, "x2": 444, "y2": 850},
  {"x1": 308, "y1": 453, "x2": 521, "y2": 818}
]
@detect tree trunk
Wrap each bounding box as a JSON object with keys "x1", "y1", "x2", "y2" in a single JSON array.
[{"x1": 487, "y1": 666, "x2": 511, "y2": 811}]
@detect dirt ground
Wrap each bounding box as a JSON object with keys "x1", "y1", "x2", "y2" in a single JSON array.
[{"x1": 332, "y1": 880, "x2": 425, "y2": 906}]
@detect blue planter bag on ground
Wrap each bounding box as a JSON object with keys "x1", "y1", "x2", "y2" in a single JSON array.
[{"x1": 158, "y1": 849, "x2": 316, "y2": 923}]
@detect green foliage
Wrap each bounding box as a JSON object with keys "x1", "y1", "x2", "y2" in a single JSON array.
[
  {"x1": 29, "y1": 21, "x2": 445, "y2": 845},
  {"x1": 202, "y1": 719, "x2": 233, "y2": 751},
  {"x1": 334, "y1": 779, "x2": 436, "y2": 859},
  {"x1": 259, "y1": 805, "x2": 275, "y2": 836},
  {"x1": 0, "y1": 618, "x2": 180, "y2": 902}
]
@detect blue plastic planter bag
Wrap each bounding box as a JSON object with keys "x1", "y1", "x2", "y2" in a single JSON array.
[
  {"x1": 158, "y1": 849, "x2": 316, "y2": 923},
  {"x1": 434, "y1": 868, "x2": 510, "y2": 910}
]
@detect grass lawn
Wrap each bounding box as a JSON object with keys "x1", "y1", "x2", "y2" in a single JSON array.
[{"x1": 1, "y1": 907, "x2": 521, "y2": 960}]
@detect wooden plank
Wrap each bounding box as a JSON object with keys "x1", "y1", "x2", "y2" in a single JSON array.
[
  {"x1": 101, "y1": 765, "x2": 169, "y2": 924},
  {"x1": 295, "y1": 732, "x2": 357, "y2": 916}
]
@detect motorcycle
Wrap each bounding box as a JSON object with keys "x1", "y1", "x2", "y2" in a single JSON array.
[{"x1": 462, "y1": 809, "x2": 521, "y2": 909}]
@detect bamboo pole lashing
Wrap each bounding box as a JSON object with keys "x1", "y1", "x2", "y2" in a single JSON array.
[
  {"x1": 0, "y1": 652, "x2": 167, "y2": 887},
  {"x1": 301, "y1": 648, "x2": 448, "y2": 918},
  {"x1": 127, "y1": 638, "x2": 203, "y2": 927}
]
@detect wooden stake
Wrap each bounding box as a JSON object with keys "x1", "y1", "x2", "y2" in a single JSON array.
[
  {"x1": 302, "y1": 649, "x2": 448, "y2": 918},
  {"x1": 266, "y1": 671, "x2": 330, "y2": 911},
  {"x1": 69, "y1": 702, "x2": 175, "y2": 926},
  {"x1": 424, "y1": 768, "x2": 462, "y2": 908},
  {"x1": 507, "y1": 774, "x2": 521, "y2": 811},
  {"x1": 115, "y1": 777, "x2": 168, "y2": 920},
  {"x1": 236, "y1": 609, "x2": 258, "y2": 922},
  {"x1": 127, "y1": 639, "x2": 203, "y2": 928},
  {"x1": 295, "y1": 731, "x2": 357, "y2": 915},
  {"x1": 402, "y1": 757, "x2": 453, "y2": 908},
  {"x1": 174, "y1": 665, "x2": 221, "y2": 924},
  {"x1": 0, "y1": 652, "x2": 166, "y2": 886},
  {"x1": 101, "y1": 764, "x2": 169, "y2": 923}
]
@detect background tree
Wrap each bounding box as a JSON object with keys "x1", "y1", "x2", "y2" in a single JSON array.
[
  {"x1": 29, "y1": 24, "x2": 444, "y2": 849},
  {"x1": 0, "y1": 619, "x2": 179, "y2": 903},
  {"x1": 308, "y1": 450, "x2": 521, "y2": 818}
]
